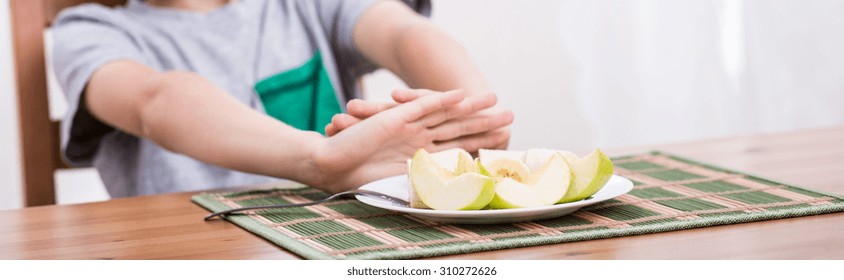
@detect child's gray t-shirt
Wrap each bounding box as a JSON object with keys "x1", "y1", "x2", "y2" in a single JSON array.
[{"x1": 51, "y1": 0, "x2": 430, "y2": 197}]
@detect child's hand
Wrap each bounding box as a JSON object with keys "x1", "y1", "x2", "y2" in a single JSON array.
[
  {"x1": 325, "y1": 90, "x2": 449, "y2": 136},
  {"x1": 325, "y1": 89, "x2": 513, "y2": 152},
  {"x1": 313, "y1": 90, "x2": 512, "y2": 192}
]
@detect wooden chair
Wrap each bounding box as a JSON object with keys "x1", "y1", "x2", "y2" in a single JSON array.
[{"x1": 10, "y1": 0, "x2": 125, "y2": 206}]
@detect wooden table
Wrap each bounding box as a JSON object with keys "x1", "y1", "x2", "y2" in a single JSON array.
[{"x1": 2, "y1": 125, "x2": 843, "y2": 259}]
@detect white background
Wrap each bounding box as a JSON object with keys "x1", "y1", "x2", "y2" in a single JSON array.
[
  {"x1": 2, "y1": 0, "x2": 844, "y2": 210},
  {"x1": 1, "y1": 0, "x2": 23, "y2": 210}
]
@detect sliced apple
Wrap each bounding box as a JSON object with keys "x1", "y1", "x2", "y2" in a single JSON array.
[
  {"x1": 455, "y1": 150, "x2": 478, "y2": 175},
  {"x1": 525, "y1": 148, "x2": 578, "y2": 171},
  {"x1": 430, "y1": 148, "x2": 471, "y2": 171},
  {"x1": 558, "y1": 149, "x2": 614, "y2": 203},
  {"x1": 479, "y1": 149, "x2": 526, "y2": 167},
  {"x1": 486, "y1": 154, "x2": 573, "y2": 209},
  {"x1": 485, "y1": 158, "x2": 531, "y2": 183},
  {"x1": 409, "y1": 149, "x2": 496, "y2": 210},
  {"x1": 408, "y1": 149, "x2": 473, "y2": 208}
]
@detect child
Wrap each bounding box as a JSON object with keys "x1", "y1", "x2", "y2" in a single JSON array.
[{"x1": 51, "y1": 0, "x2": 512, "y2": 197}]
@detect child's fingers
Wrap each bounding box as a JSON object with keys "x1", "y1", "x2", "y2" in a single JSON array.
[
  {"x1": 331, "y1": 113, "x2": 362, "y2": 131},
  {"x1": 347, "y1": 99, "x2": 398, "y2": 118},
  {"x1": 490, "y1": 127, "x2": 511, "y2": 149},
  {"x1": 391, "y1": 88, "x2": 442, "y2": 103},
  {"x1": 324, "y1": 123, "x2": 337, "y2": 136},
  {"x1": 387, "y1": 91, "x2": 465, "y2": 123},
  {"x1": 345, "y1": 88, "x2": 459, "y2": 119},
  {"x1": 431, "y1": 128, "x2": 511, "y2": 153},
  {"x1": 416, "y1": 93, "x2": 498, "y2": 127},
  {"x1": 429, "y1": 109, "x2": 513, "y2": 141}
]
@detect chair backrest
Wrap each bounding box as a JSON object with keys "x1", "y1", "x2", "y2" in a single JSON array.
[{"x1": 10, "y1": 0, "x2": 125, "y2": 206}]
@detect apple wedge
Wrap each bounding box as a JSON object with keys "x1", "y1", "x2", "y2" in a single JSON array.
[
  {"x1": 428, "y1": 148, "x2": 469, "y2": 171},
  {"x1": 525, "y1": 148, "x2": 578, "y2": 171},
  {"x1": 407, "y1": 149, "x2": 481, "y2": 208},
  {"x1": 408, "y1": 149, "x2": 496, "y2": 210},
  {"x1": 486, "y1": 154, "x2": 573, "y2": 209},
  {"x1": 478, "y1": 149, "x2": 526, "y2": 167},
  {"x1": 558, "y1": 149, "x2": 614, "y2": 203}
]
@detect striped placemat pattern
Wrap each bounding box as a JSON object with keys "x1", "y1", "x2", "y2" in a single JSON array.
[{"x1": 192, "y1": 151, "x2": 844, "y2": 259}]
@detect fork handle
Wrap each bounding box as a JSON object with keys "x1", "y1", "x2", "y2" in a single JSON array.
[
  {"x1": 203, "y1": 200, "x2": 325, "y2": 221},
  {"x1": 203, "y1": 189, "x2": 407, "y2": 221},
  {"x1": 203, "y1": 190, "x2": 362, "y2": 221}
]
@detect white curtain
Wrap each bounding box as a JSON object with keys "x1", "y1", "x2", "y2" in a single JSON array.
[{"x1": 556, "y1": 0, "x2": 844, "y2": 148}]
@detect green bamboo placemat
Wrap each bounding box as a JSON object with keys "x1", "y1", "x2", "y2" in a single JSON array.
[{"x1": 192, "y1": 151, "x2": 844, "y2": 259}]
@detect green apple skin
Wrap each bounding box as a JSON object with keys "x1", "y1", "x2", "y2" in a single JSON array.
[
  {"x1": 476, "y1": 159, "x2": 491, "y2": 177},
  {"x1": 409, "y1": 149, "x2": 496, "y2": 210},
  {"x1": 454, "y1": 150, "x2": 477, "y2": 175},
  {"x1": 486, "y1": 179, "x2": 525, "y2": 209},
  {"x1": 410, "y1": 149, "x2": 475, "y2": 208},
  {"x1": 558, "y1": 149, "x2": 614, "y2": 203},
  {"x1": 446, "y1": 173, "x2": 496, "y2": 210},
  {"x1": 487, "y1": 154, "x2": 573, "y2": 209}
]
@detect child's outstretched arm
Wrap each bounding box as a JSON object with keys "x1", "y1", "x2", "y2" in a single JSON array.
[
  {"x1": 327, "y1": 0, "x2": 512, "y2": 150},
  {"x1": 354, "y1": 0, "x2": 490, "y2": 95},
  {"x1": 84, "y1": 60, "x2": 508, "y2": 192}
]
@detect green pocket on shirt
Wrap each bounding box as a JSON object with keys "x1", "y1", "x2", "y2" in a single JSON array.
[{"x1": 254, "y1": 51, "x2": 341, "y2": 135}]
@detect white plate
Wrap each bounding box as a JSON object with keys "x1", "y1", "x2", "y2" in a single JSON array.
[{"x1": 356, "y1": 174, "x2": 634, "y2": 224}]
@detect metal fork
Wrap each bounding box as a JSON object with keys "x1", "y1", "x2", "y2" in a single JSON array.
[{"x1": 203, "y1": 189, "x2": 410, "y2": 221}]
